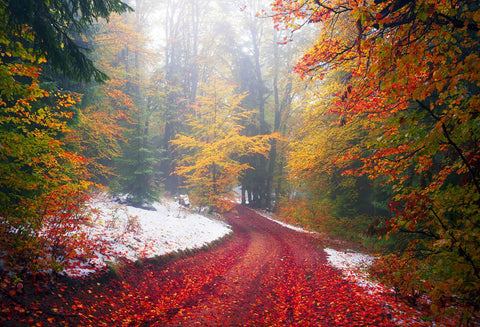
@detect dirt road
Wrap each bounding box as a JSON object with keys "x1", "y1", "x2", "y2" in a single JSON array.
[{"x1": 7, "y1": 205, "x2": 396, "y2": 326}]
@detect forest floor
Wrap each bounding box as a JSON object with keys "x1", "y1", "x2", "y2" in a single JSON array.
[{"x1": 3, "y1": 205, "x2": 448, "y2": 326}]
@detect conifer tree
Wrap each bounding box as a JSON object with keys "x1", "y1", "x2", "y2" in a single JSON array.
[{"x1": 3, "y1": 0, "x2": 131, "y2": 82}]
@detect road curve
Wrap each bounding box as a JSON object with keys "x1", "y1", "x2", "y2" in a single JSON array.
[{"x1": 18, "y1": 205, "x2": 395, "y2": 326}]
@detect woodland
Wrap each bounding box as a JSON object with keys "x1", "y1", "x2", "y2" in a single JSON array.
[{"x1": 0, "y1": 0, "x2": 479, "y2": 325}]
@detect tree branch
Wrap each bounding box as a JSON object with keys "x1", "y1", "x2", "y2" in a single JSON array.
[
  {"x1": 398, "y1": 227, "x2": 439, "y2": 240},
  {"x1": 429, "y1": 207, "x2": 480, "y2": 279},
  {"x1": 314, "y1": 0, "x2": 350, "y2": 15},
  {"x1": 417, "y1": 100, "x2": 480, "y2": 196},
  {"x1": 436, "y1": 13, "x2": 479, "y2": 32}
]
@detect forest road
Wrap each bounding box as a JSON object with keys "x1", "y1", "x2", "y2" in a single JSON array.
[{"x1": 37, "y1": 205, "x2": 396, "y2": 326}]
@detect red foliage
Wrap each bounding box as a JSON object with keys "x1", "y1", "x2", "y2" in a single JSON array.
[{"x1": 2, "y1": 206, "x2": 434, "y2": 326}]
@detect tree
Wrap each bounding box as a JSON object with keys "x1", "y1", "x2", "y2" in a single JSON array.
[
  {"x1": 264, "y1": 20, "x2": 298, "y2": 209},
  {"x1": 171, "y1": 80, "x2": 275, "y2": 211},
  {"x1": 113, "y1": 4, "x2": 164, "y2": 206},
  {"x1": 155, "y1": 0, "x2": 212, "y2": 193},
  {"x1": 232, "y1": 1, "x2": 273, "y2": 208},
  {"x1": 62, "y1": 15, "x2": 135, "y2": 185},
  {"x1": 3, "y1": 0, "x2": 132, "y2": 82},
  {"x1": 218, "y1": 0, "x2": 303, "y2": 209},
  {"x1": 272, "y1": 0, "x2": 480, "y2": 320},
  {"x1": 87, "y1": 8, "x2": 163, "y2": 206},
  {"x1": 0, "y1": 17, "x2": 96, "y2": 274},
  {"x1": 280, "y1": 72, "x2": 391, "y2": 240}
]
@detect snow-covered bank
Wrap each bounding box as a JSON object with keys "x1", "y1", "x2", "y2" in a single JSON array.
[{"x1": 64, "y1": 194, "x2": 231, "y2": 277}]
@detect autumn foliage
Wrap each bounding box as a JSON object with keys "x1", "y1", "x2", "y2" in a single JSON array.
[
  {"x1": 0, "y1": 53, "x2": 98, "y2": 286},
  {"x1": 0, "y1": 3, "x2": 137, "y2": 278},
  {"x1": 272, "y1": 0, "x2": 480, "y2": 321},
  {"x1": 172, "y1": 81, "x2": 276, "y2": 211},
  {"x1": 2, "y1": 0, "x2": 480, "y2": 324},
  {"x1": 2, "y1": 207, "x2": 431, "y2": 326}
]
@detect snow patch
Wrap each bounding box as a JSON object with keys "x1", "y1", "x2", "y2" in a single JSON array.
[
  {"x1": 324, "y1": 248, "x2": 383, "y2": 293},
  {"x1": 63, "y1": 193, "x2": 231, "y2": 277},
  {"x1": 324, "y1": 249, "x2": 434, "y2": 326},
  {"x1": 252, "y1": 210, "x2": 386, "y2": 295},
  {"x1": 253, "y1": 209, "x2": 314, "y2": 234},
  {"x1": 324, "y1": 248, "x2": 374, "y2": 271}
]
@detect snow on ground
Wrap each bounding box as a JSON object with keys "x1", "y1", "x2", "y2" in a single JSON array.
[
  {"x1": 64, "y1": 193, "x2": 231, "y2": 277},
  {"x1": 323, "y1": 248, "x2": 384, "y2": 293},
  {"x1": 254, "y1": 210, "x2": 376, "y2": 280},
  {"x1": 254, "y1": 209, "x2": 386, "y2": 293},
  {"x1": 323, "y1": 248, "x2": 439, "y2": 326},
  {"x1": 253, "y1": 209, "x2": 314, "y2": 234},
  {"x1": 253, "y1": 209, "x2": 435, "y2": 326},
  {"x1": 323, "y1": 248, "x2": 374, "y2": 271}
]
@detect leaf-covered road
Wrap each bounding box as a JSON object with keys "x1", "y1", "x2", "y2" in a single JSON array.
[{"x1": 12, "y1": 206, "x2": 403, "y2": 326}]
